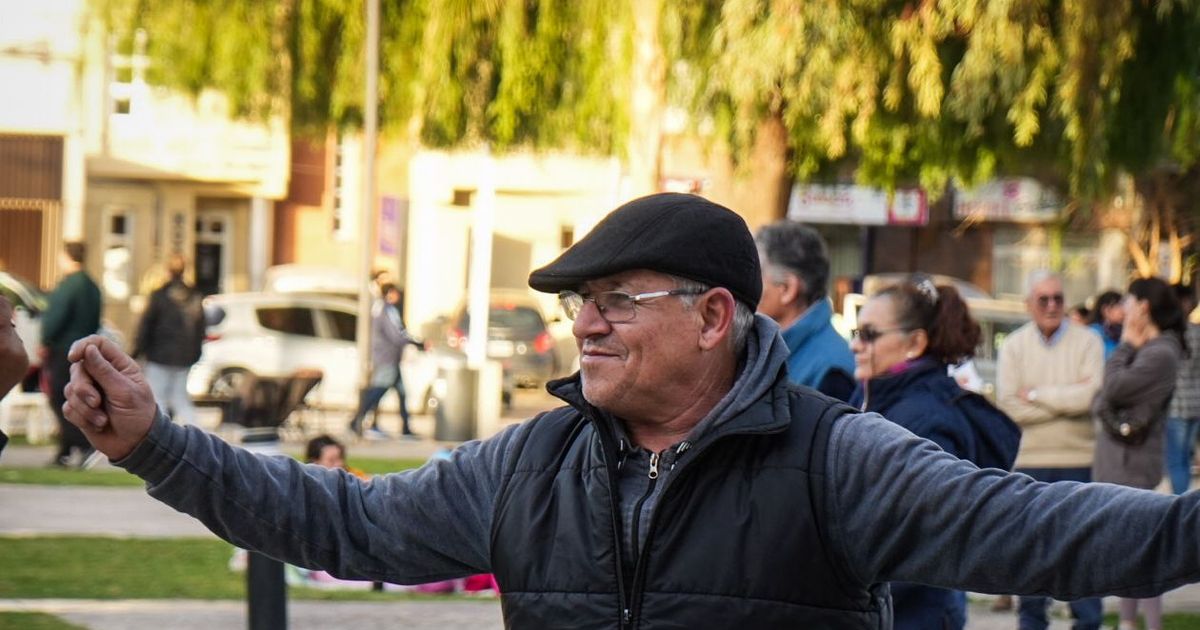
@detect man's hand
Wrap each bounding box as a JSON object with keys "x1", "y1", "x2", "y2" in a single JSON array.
[
  {"x1": 0, "y1": 296, "x2": 29, "y2": 399},
  {"x1": 63, "y1": 335, "x2": 157, "y2": 461}
]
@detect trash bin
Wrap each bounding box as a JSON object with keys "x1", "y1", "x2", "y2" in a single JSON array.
[{"x1": 434, "y1": 358, "x2": 477, "y2": 442}]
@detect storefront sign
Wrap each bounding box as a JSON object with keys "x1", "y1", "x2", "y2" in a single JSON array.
[
  {"x1": 953, "y1": 178, "x2": 1062, "y2": 223},
  {"x1": 787, "y1": 184, "x2": 928, "y2": 226}
]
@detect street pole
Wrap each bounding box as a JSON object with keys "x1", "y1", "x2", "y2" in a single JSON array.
[
  {"x1": 355, "y1": 0, "x2": 380, "y2": 395},
  {"x1": 466, "y1": 149, "x2": 495, "y2": 370}
]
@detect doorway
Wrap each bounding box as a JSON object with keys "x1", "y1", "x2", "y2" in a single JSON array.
[{"x1": 194, "y1": 210, "x2": 231, "y2": 296}]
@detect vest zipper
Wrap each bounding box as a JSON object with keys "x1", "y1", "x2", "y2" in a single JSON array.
[
  {"x1": 625, "y1": 439, "x2": 719, "y2": 625},
  {"x1": 622, "y1": 451, "x2": 661, "y2": 628}
]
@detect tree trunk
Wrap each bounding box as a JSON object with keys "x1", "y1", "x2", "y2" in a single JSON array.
[
  {"x1": 626, "y1": 0, "x2": 665, "y2": 197},
  {"x1": 731, "y1": 112, "x2": 792, "y2": 229}
]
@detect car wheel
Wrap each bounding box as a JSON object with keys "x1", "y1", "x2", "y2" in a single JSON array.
[{"x1": 210, "y1": 368, "x2": 249, "y2": 399}]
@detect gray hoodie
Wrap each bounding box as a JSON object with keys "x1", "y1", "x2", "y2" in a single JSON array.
[{"x1": 120, "y1": 315, "x2": 1200, "y2": 600}]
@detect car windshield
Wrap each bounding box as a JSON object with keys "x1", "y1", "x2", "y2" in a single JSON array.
[{"x1": 457, "y1": 305, "x2": 546, "y2": 334}]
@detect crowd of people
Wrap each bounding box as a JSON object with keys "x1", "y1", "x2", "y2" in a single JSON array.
[
  {"x1": 9, "y1": 193, "x2": 1200, "y2": 628},
  {"x1": 754, "y1": 217, "x2": 1200, "y2": 630}
]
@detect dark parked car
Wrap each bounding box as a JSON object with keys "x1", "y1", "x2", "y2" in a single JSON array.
[{"x1": 443, "y1": 290, "x2": 559, "y2": 388}]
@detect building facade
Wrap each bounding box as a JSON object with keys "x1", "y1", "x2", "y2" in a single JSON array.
[{"x1": 0, "y1": 0, "x2": 288, "y2": 338}]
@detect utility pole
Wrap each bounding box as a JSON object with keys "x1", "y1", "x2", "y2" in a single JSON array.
[{"x1": 355, "y1": 0, "x2": 380, "y2": 393}]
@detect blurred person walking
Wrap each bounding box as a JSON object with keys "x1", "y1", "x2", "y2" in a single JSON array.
[
  {"x1": 754, "y1": 220, "x2": 855, "y2": 400},
  {"x1": 348, "y1": 284, "x2": 424, "y2": 439},
  {"x1": 997, "y1": 270, "x2": 1105, "y2": 630},
  {"x1": 41, "y1": 242, "x2": 102, "y2": 467},
  {"x1": 1090, "y1": 290, "x2": 1125, "y2": 359},
  {"x1": 849, "y1": 276, "x2": 1019, "y2": 630},
  {"x1": 1091, "y1": 277, "x2": 1186, "y2": 630},
  {"x1": 132, "y1": 254, "x2": 206, "y2": 426},
  {"x1": 1165, "y1": 283, "x2": 1200, "y2": 495}
]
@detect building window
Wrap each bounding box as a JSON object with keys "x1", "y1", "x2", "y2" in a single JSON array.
[
  {"x1": 560, "y1": 225, "x2": 574, "y2": 250},
  {"x1": 331, "y1": 134, "x2": 359, "y2": 241},
  {"x1": 109, "y1": 29, "x2": 149, "y2": 118},
  {"x1": 992, "y1": 227, "x2": 1102, "y2": 302},
  {"x1": 452, "y1": 188, "x2": 474, "y2": 207}
]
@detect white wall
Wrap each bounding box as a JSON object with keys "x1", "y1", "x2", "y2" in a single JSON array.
[{"x1": 406, "y1": 150, "x2": 620, "y2": 331}]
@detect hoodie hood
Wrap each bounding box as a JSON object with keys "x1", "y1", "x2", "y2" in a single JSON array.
[{"x1": 682, "y1": 314, "x2": 790, "y2": 444}]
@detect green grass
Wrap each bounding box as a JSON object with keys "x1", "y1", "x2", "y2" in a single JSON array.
[
  {"x1": 0, "y1": 613, "x2": 84, "y2": 630},
  {"x1": 346, "y1": 457, "x2": 426, "y2": 476},
  {"x1": 1103, "y1": 612, "x2": 1200, "y2": 629},
  {"x1": 0, "y1": 457, "x2": 426, "y2": 488},
  {"x1": 0, "y1": 536, "x2": 483, "y2": 602},
  {"x1": 0, "y1": 468, "x2": 144, "y2": 487},
  {"x1": 1, "y1": 537, "x2": 245, "y2": 599}
]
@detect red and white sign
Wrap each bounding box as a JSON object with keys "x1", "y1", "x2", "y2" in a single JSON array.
[
  {"x1": 787, "y1": 184, "x2": 928, "y2": 226},
  {"x1": 953, "y1": 178, "x2": 1062, "y2": 223}
]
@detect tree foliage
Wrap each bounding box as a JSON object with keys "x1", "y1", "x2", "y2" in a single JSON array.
[
  {"x1": 691, "y1": 0, "x2": 1200, "y2": 199},
  {"x1": 93, "y1": 0, "x2": 630, "y2": 153}
]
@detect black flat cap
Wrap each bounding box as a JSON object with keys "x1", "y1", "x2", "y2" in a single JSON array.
[{"x1": 528, "y1": 193, "x2": 762, "y2": 306}]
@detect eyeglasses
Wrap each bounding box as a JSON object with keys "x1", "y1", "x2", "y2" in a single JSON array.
[
  {"x1": 1035, "y1": 293, "x2": 1065, "y2": 308},
  {"x1": 558, "y1": 288, "x2": 706, "y2": 323},
  {"x1": 849, "y1": 326, "x2": 910, "y2": 343}
]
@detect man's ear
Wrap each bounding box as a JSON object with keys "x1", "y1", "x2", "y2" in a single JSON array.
[
  {"x1": 697, "y1": 288, "x2": 736, "y2": 351},
  {"x1": 779, "y1": 274, "x2": 806, "y2": 307}
]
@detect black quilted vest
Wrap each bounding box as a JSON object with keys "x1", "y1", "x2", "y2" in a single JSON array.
[{"x1": 491, "y1": 375, "x2": 892, "y2": 629}]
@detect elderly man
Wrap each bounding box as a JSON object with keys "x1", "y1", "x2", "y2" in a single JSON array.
[
  {"x1": 755, "y1": 220, "x2": 854, "y2": 400},
  {"x1": 996, "y1": 270, "x2": 1105, "y2": 630},
  {"x1": 59, "y1": 194, "x2": 1200, "y2": 628}
]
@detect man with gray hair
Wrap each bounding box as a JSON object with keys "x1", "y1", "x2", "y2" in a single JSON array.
[
  {"x1": 996, "y1": 269, "x2": 1105, "y2": 629},
  {"x1": 755, "y1": 220, "x2": 855, "y2": 400}
]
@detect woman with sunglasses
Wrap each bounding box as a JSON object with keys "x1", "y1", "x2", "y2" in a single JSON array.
[
  {"x1": 849, "y1": 277, "x2": 1019, "y2": 630},
  {"x1": 1091, "y1": 277, "x2": 1186, "y2": 630}
]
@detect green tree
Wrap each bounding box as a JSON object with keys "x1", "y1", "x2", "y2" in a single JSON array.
[
  {"x1": 93, "y1": 0, "x2": 633, "y2": 161},
  {"x1": 689, "y1": 0, "x2": 1200, "y2": 230}
]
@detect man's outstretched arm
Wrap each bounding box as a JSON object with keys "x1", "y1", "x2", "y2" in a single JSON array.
[
  {"x1": 63, "y1": 335, "x2": 516, "y2": 584},
  {"x1": 826, "y1": 413, "x2": 1200, "y2": 600}
]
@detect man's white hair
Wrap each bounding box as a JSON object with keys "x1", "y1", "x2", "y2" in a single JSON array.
[{"x1": 1024, "y1": 269, "x2": 1063, "y2": 297}]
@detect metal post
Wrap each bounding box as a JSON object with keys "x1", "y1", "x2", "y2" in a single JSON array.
[
  {"x1": 466, "y1": 149, "x2": 495, "y2": 370},
  {"x1": 246, "y1": 552, "x2": 287, "y2": 630},
  {"x1": 355, "y1": 0, "x2": 381, "y2": 392}
]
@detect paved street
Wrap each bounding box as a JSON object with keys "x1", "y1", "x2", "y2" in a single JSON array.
[{"x1": 4, "y1": 388, "x2": 1200, "y2": 628}]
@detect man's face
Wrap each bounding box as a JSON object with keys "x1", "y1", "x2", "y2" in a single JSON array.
[
  {"x1": 1026, "y1": 277, "x2": 1065, "y2": 334},
  {"x1": 313, "y1": 445, "x2": 345, "y2": 470},
  {"x1": 756, "y1": 264, "x2": 788, "y2": 323},
  {"x1": 1102, "y1": 301, "x2": 1126, "y2": 326},
  {"x1": 572, "y1": 269, "x2": 704, "y2": 420}
]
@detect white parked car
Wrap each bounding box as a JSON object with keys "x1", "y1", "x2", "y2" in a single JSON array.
[{"x1": 187, "y1": 292, "x2": 437, "y2": 413}]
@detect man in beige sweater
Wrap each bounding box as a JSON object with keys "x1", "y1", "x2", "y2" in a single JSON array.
[{"x1": 996, "y1": 270, "x2": 1104, "y2": 630}]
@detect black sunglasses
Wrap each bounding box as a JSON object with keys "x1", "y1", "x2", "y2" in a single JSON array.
[{"x1": 849, "y1": 326, "x2": 910, "y2": 343}]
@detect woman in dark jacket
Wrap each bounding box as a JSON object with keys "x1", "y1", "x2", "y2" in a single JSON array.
[
  {"x1": 850, "y1": 277, "x2": 1020, "y2": 630},
  {"x1": 1091, "y1": 277, "x2": 1185, "y2": 630}
]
